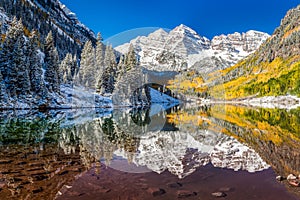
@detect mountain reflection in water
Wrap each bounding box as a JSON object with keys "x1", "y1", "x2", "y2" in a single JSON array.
[{"x1": 0, "y1": 104, "x2": 299, "y2": 199}]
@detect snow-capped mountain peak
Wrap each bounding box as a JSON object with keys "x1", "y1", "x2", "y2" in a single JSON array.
[
  {"x1": 115, "y1": 25, "x2": 269, "y2": 72},
  {"x1": 172, "y1": 24, "x2": 198, "y2": 35}
]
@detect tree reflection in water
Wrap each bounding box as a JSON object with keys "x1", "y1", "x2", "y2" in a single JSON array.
[{"x1": 0, "y1": 105, "x2": 299, "y2": 199}]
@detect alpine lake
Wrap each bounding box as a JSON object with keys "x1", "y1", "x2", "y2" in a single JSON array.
[{"x1": 0, "y1": 98, "x2": 300, "y2": 199}]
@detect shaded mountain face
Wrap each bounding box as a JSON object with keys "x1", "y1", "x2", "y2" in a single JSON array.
[
  {"x1": 0, "y1": 0, "x2": 95, "y2": 58},
  {"x1": 115, "y1": 24, "x2": 269, "y2": 72}
]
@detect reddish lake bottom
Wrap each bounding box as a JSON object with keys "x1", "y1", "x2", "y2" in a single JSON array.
[{"x1": 58, "y1": 163, "x2": 300, "y2": 200}]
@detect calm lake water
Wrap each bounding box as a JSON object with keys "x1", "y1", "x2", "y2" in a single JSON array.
[{"x1": 0, "y1": 104, "x2": 299, "y2": 200}]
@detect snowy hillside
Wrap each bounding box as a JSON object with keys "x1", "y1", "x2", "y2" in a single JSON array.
[
  {"x1": 0, "y1": 0, "x2": 95, "y2": 58},
  {"x1": 115, "y1": 24, "x2": 270, "y2": 72}
]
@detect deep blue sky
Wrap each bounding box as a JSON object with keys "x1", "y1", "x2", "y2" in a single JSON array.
[{"x1": 60, "y1": 0, "x2": 299, "y2": 46}]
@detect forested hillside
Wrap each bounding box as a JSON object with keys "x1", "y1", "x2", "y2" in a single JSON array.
[
  {"x1": 0, "y1": 0, "x2": 95, "y2": 58},
  {"x1": 0, "y1": 6, "x2": 140, "y2": 108},
  {"x1": 210, "y1": 5, "x2": 300, "y2": 99}
]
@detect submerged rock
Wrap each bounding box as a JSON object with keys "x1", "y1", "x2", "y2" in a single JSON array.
[
  {"x1": 276, "y1": 176, "x2": 284, "y2": 181},
  {"x1": 167, "y1": 182, "x2": 183, "y2": 188},
  {"x1": 211, "y1": 191, "x2": 227, "y2": 198},
  {"x1": 177, "y1": 190, "x2": 197, "y2": 198},
  {"x1": 288, "y1": 180, "x2": 300, "y2": 187},
  {"x1": 147, "y1": 187, "x2": 166, "y2": 196},
  {"x1": 287, "y1": 174, "x2": 297, "y2": 180}
]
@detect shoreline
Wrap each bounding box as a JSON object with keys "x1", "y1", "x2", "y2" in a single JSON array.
[
  {"x1": 1, "y1": 95, "x2": 299, "y2": 111},
  {"x1": 184, "y1": 95, "x2": 300, "y2": 109}
]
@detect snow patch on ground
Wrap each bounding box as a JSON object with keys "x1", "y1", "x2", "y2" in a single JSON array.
[
  {"x1": 150, "y1": 88, "x2": 180, "y2": 104},
  {"x1": 60, "y1": 85, "x2": 112, "y2": 109},
  {"x1": 240, "y1": 95, "x2": 300, "y2": 109},
  {"x1": 191, "y1": 95, "x2": 300, "y2": 109}
]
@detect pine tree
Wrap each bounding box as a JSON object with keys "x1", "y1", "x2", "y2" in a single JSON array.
[
  {"x1": 4, "y1": 19, "x2": 31, "y2": 98},
  {"x1": 95, "y1": 33, "x2": 105, "y2": 90},
  {"x1": 14, "y1": 24, "x2": 31, "y2": 97},
  {"x1": 117, "y1": 55, "x2": 126, "y2": 78},
  {"x1": 125, "y1": 44, "x2": 137, "y2": 71},
  {"x1": 103, "y1": 43, "x2": 111, "y2": 68},
  {"x1": 0, "y1": 17, "x2": 18, "y2": 97},
  {"x1": 60, "y1": 53, "x2": 73, "y2": 84},
  {"x1": 78, "y1": 40, "x2": 96, "y2": 89},
  {"x1": 99, "y1": 45, "x2": 116, "y2": 94},
  {"x1": 44, "y1": 31, "x2": 60, "y2": 93},
  {"x1": 27, "y1": 30, "x2": 46, "y2": 97},
  {"x1": 96, "y1": 32, "x2": 104, "y2": 71},
  {"x1": 72, "y1": 54, "x2": 78, "y2": 78}
]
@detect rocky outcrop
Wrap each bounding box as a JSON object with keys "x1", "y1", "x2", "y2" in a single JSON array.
[
  {"x1": 211, "y1": 30, "x2": 269, "y2": 53},
  {"x1": 254, "y1": 4, "x2": 300, "y2": 63}
]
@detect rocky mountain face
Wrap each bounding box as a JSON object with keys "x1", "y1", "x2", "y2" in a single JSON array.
[
  {"x1": 208, "y1": 5, "x2": 300, "y2": 99},
  {"x1": 115, "y1": 24, "x2": 269, "y2": 72},
  {"x1": 0, "y1": 0, "x2": 95, "y2": 58},
  {"x1": 256, "y1": 5, "x2": 300, "y2": 63},
  {"x1": 211, "y1": 31, "x2": 269, "y2": 53}
]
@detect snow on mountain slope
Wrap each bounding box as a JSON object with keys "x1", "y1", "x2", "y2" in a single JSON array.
[
  {"x1": 115, "y1": 24, "x2": 270, "y2": 72},
  {"x1": 0, "y1": 0, "x2": 96, "y2": 56}
]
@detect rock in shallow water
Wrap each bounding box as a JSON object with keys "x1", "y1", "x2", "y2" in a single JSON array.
[
  {"x1": 276, "y1": 176, "x2": 284, "y2": 181},
  {"x1": 167, "y1": 182, "x2": 183, "y2": 188},
  {"x1": 211, "y1": 191, "x2": 227, "y2": 198},
  {"x1": 177, "y1": 190, "x2": 197, "y2": 198},
  {"x1": 288, "y1": 180, "x2": 300, "y2": 187},
  {"x1": 147, "y1": 187, "x2": 166, "y2": 196},
  {"x1": 287, "y1": 174, "x2": 297, "y2": 180}
]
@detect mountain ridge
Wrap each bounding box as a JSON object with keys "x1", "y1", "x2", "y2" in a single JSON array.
[
  {"x1": 207, "y1": 4, "x2": 300, "y2": 99},
  {"x1": 115, "y1": 24, "x2": 269, "y2": 72}
]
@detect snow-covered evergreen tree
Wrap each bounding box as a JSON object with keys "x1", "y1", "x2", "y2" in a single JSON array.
[
  {"x1": 98, "y1": 45, "x2": 116, "y2": 94},
  {"x1": 0, "y1": 17, "x2": 18, "y2": 97},
  {"x1": 96, "y1": 32, "x2": 104, "y2": 71},
  {"x1": 95, "y1": 33, "x2": 105, "y2": 91},
  {"x1": 44, "y1": 31, "x2": 60, "y2": 93},
  {"x1": 78, "y1": 40, "x2": 96, "y2": 89},
  {"x1": 125, "y1": 44, "x2": 137, "y2": 71},
  {"x1": 72, "y1": 54, "x2": 79, "y2": 77},
  {"x1": 13, "y1": 22, "x2": 31, "y2": 97},
  {"x1": 27, "y1": 30, "x2": 46, "y2": 97},
  {"x1": 60, "y1": 53, "x2": 73, "y2": 85},
  {"x1": 3, "y1": 18, "x2": 31, "y2": 98},
  {"x1": 0, "y1": 22, "x2": 15, "y2": 82},
  {"x1": 117, "y1": 55, "x2": 126, "y2": 78}
]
